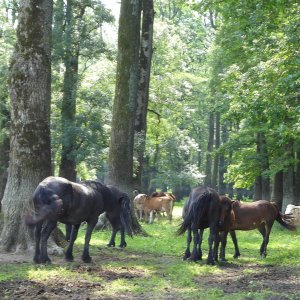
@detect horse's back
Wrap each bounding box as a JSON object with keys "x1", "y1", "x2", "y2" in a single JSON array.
[{"x1": 232, "y1": 200, "x2": 278, "y2": 230}]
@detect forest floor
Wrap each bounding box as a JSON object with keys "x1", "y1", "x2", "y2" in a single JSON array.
[
  {"x1": 0, "y1": 248, "x2": 299, "y2": 299},
  {"x1": 0, "y1": 204, "x2": 299, "y2": 299}
]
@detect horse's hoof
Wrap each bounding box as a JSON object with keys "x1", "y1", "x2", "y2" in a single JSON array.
[
  {"x1": 107, "y1": 243, "x2": 115, "y2": 247},
  {"x1": 233, "y1": 254, "x2": 240, "y2": 259},
  {"x1": 119, "y1": 243, "x2": 127, "y2": 248}
]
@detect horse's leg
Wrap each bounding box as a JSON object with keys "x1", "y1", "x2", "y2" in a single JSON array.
[
  {"x1": 119, "y1": 226, "x2": 127, "y2": 248},
  {"x1": 183, "y1": 227, "x2": 192, "y2": 260},
  {"x1": 107, "y1": 227, "x2": 117, "y2": 247},
  {"x1": 207, "y1": 225, "x2": 217, "y2": 265},
  {"x1": 33, "y1": 222, "x2": 42, "y2": 264},
  {"x1": 230, "y1": 230, "x2": 241, "y2": 258},
  {"x1": 261, "y1": 222, "x2": 273, "y2": 258},
  {"x1": 40, "y1": 220, "x2": 57, "y2": 264},
  {"x1": 65, "y1": 224, "x2": 72, "y2": 241},
  {"x1": 82, "y1": 219, "x2": 98, "y2": 263},
  {"x1": 198, "y1": 229, "x2": 204, "y2": 260},
  {"x1": 190, "y1": 229, "x2": 200, "y2": 261},
  {"x1": 258, "y1": 225, "x2": 266, "y2": 257},
  {"x1": 149, "y1": 210, "x2": 154, "y2": 224},
  {"x1": 65, "y1": 224, "x2": 80, "y2": 262},
  {"x1": 219, "y1": 231, "x2": 229, "y2": 262},
  {"x1": 166, "y1": 208, "x2": 172, "y2": 223}
]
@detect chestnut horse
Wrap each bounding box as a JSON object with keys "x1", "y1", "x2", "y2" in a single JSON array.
[
  {"x1": 25, "y1": 176, "x2": 133, "y2": 264},
  {"x1": 217, "y1": 196, "x2": 296, "y2": 260},
  {"x1": 177, "y1": 187, "x2": 227, "y2": 265}
]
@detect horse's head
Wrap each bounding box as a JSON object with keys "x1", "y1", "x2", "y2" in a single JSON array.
[{"x1": 219, "y1": 195, "x2": 234, "y2": 229}]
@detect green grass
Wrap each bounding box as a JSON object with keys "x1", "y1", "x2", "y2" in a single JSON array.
[{"x1": 0, "y1": 201, "x2": 299, "y2": 299}]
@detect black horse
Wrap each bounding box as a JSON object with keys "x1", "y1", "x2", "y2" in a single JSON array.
[
  {"x1": 25, "y1": 176, "x2": 133, "y2": 264},
  {"x1": 177, "y1": 187, "x2": 226, "y2": 265}
]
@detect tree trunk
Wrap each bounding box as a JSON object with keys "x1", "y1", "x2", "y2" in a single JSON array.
[
  {"x1": 254, "y1": 132, "x2": 270, "y2": 200},
  {"x1": 108, "y1": 0, "x2": 144, "y2": 234},
  {"x1": 294, "y1": 151, "x2": 300, "y2": 205},
  {"x1": 218, "y1": 123, "x2": 227, "y2": 195},
  {"x1": 134, "y1": 0, "x2": 154, "y2": 191},
  {"x1": 253, "y1": 176, "x2": 262, "y2": 200},
  {"x1": 0, "y1": 0, "x2": 53, "y2": 252},
  {"x1": 205, "y1": 112, "x2": 214, "y2": 187},
  {"x1": 282, "y1": 140, "x2": 294, "y2": 212},
  {"x1": 0, "y1": 101, "x2": 9, "y2": 205},
  {"x1": 271, "y1": 171, "x2": 283, "y2": 208},
  {"x1": 59, "y1": 0, "x2": 78, "y2": 182},
  {"x1": 212, "y1": 112, "x2": 220, "y2": 190}
]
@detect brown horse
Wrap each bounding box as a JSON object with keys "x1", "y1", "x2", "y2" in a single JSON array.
[{"x1": 217, "y1": 196, "x2": 296, "y2": 260}]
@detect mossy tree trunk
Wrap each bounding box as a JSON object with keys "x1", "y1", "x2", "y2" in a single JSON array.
[
  {"x1": 134, "y1": 0, "x2": 154, "y2": 192},
  {"x1": 108, "y1": 0, "x2": 145, "y2": 234},
  {"x1": 0, "y1": 0, "x2": 53, "y2": 253}
]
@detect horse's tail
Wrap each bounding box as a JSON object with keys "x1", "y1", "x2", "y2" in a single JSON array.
[
  {"x1": 120, "y1": 194, "x2": 134, "y2": 237},
  {"x1": 272, "y1": 202, "x2": 297, "y2": 231},
  {"x1": 176, "y1": 191, "x2": 209, "y2": 235},
  {"x1": 25, "y1": 197, "x2": 63, "y2": 226}
]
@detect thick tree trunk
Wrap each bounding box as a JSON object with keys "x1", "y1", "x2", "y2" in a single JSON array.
[
  {"x1": 134, "y1": 0, "x2": 154, "y2": 191},
  {"x1": 108, "y1": 0, "x2": 144, "y2": 234},
  {"x1": 0, "y1": 0, "x2": 53, "y2": 252},
  {"x1": 205, "y1": 112, "x2": 214, "y2": 187}
]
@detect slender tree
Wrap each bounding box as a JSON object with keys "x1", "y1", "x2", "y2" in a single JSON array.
[{"x1": 0, "y1": 0, "x2": 53, "y2": 252}]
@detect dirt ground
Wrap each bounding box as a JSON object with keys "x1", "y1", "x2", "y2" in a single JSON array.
[{"x1": 0, "y1": 251, "x2": 299, "y2": 300}]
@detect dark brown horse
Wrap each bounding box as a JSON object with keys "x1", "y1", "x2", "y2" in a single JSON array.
[
  {"x1": 25, "y1": 176, "x2": 133, "y2": 264},
  {"x1": 177, "y1": 187, "x2": 227, "y2": 265},
  {"x1": 217, "y1": 196, "x2": 296, "y2": 260}
]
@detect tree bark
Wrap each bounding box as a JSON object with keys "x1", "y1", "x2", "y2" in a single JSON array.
[
  {"x1": 282, "y1": 140, "x2": 294, "y2": 212},
  {"x1": 205, "y1": 112, "x2": 214, "y2": 187},
  {"x1": 218, "y1": 123, "x2": 227, "y2": 195},
  {"x1": 271, "y1": 170, "x2": 283, "y2": 208},
  {"x1": 134, "y1": 0, "x2": 154, "y2": 191},
  {"x1": 58, "y1": 0, "x2": 79, "y2": 181},
  {"x1": 108, "y1": 0, "x2": 145, "y2": 234},
  {"x1": 294, "y1": 151, "x2": 300, "y2": 205},
  {"x1": 253, "y1": 132, "x2": 270, "y2": 200},
  {"x1": 0, "y1": 0, "x2": 53, "y2": 252},
  {"x1": 212, "y1": 112, "x2": 220, "y2": 190},
  {"x1": 0, "y1": 102, "x2": 9, "y2": 205}
]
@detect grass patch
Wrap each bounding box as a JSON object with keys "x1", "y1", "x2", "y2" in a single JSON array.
[{"x1": 0, "y1": 201, "x2": 299, "y2": 299}]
